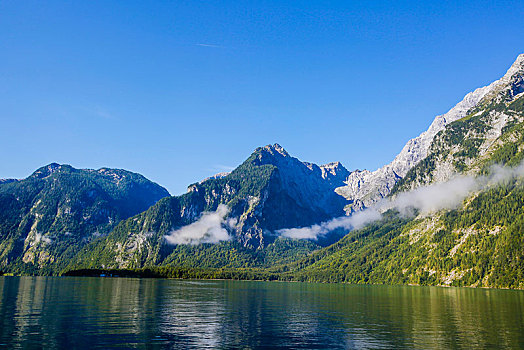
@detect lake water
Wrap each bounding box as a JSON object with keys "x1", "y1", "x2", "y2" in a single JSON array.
[{"x1": 0, "y1": 277, "x2": 523, "y2": 349}]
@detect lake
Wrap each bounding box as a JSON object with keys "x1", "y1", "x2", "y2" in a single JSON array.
[{"x1": 0, "y1": 277, "x2": 523, "y2": 349}]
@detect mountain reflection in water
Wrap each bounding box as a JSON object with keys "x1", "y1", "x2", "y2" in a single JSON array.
[{"x1": 0, "y1": 277, "x2": 523, "y2": 349}]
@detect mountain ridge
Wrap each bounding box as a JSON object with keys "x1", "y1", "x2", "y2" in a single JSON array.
[
  {"x1": 0, "y1": 163, "x2": 170, "y2": 274},
  {"x1": 336, "y1": 54, "x2": 524, "y2": 212},
  {"x1": 1, "y1": 55, "x2": 524, "y2": 290},
  {"x1": 59, "y1": 143, "x2": 351, "y2": 272}
]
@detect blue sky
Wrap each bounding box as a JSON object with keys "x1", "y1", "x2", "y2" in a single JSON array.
[{"x1": 1, "y1": 1, "x2": 523, "y2": 195}]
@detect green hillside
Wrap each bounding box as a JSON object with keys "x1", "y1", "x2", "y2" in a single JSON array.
[
  {"x1": 66, "y1": 144, "x2": 348, "y2": 272},
  {"x1": 0, "y1": 163, "x2": 169, "y2": 274},
  {"x1": 283, "y1": 55, "x2": 524, "y2": 289},
  {"x1": 2, "y1": 56, "x2": 524, "y2": 290}
]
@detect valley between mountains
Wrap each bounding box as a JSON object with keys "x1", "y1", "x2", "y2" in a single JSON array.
[{"x1": 2, "y1": 54, "x2": 524, "y2": 289}]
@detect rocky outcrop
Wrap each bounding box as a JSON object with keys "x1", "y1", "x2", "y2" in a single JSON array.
[
  {"x1": 336, "y1": 54, "x2": 524, "y2": 212},
  {"x1": 391, "y1": 54, "x2": 524, "y2": 192}
]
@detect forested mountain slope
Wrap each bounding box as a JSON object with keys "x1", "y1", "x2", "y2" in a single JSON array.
[
  {"x1": 283, "y1": 177, "x2": 524, "y2": 289},
  {"x1": 0, "y1": 163, "x2": 169, "y2": 274},
  {"x1": 66, "y1": 144, "x2": 350, "y2": 271},
  {"x1": 3, "y1": 55, "x2": 524, "y2": 290},
  {"x1": 282, "y1": 54, "x2": 524, "y2": 289}
]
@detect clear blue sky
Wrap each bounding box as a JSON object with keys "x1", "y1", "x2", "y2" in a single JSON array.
[{"x1": 1, "y1": 1, "x2": 523, "y2": 195}]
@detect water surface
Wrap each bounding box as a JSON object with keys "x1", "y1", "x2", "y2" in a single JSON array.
[{"x1": 0, "y1": 277, "x2": 523, "y2": 349}]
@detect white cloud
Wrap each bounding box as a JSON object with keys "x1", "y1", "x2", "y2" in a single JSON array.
[
  {"x1": 164, "y1": 204, "x2": 232, "y2": 245},
  {"x1": 278, "y1": 208, "x2": 381, "y2": 240},
  {"x1": 34, "y1": 233, "x2": 52, "y2": 244},
  {"x1": 279, "y1": 161, "x2": 524, "y2": 240}
]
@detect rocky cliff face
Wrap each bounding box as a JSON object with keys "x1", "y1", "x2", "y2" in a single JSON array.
[
  {"x1": 252, "y1": 144, "x2": 349, "y2": 219},
  {"x1": 286, "y1": 56, "x2": 524, "y2": 289},
  {"x1": 392, "y1": 54, "x2": 524, "y2": 192},
  {"x1": 336, "y1": 54, "x2": 524, "y2": 212}
]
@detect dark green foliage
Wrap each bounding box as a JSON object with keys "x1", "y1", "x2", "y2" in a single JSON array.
[
  {"x1": 67, "y1": 231, "x2": 321, "y2": 275},
  {"x1": 256, "y1": 237, "x2": 320, "y2": 266},
  {"x1": 393, "y1": 89, "x2": 524, "y2": 195},
  {"x1": 283, "y1": 180, "x2": 524, "y2": 289},
  {"x1": 481, "y1": 123, "x2": 524, "y2": 172},
  {"x1": 61, "y1": 267, "x2": 287, "y2": 281},
  {"x1": 391, "y1": 155, "x2": 437, "y2": 194},
  {"x1": 0, "y1": 163, "x2": 169, "y2": 274},
  {"x1": 64, "y1": 145, "x2": 349, "y2": 273},
  {"x1": 508, "y1": 95, "x2": 524, "y2": 112},
  {"x1": 453, "y1": 138, "x2": 482, "y2": 159}
]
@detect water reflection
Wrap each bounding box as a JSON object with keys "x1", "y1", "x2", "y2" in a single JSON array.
[{"x1": 0, "y1": 277, "x2": 523, "y2": 349}]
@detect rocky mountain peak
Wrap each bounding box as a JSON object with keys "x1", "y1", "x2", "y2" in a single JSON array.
[
  {"x1": 336, "y1": 55, "x2": 523, "y2": 212},
  {"x1": 473, "y1": 53, "x2": 524, "y2": 106},
  {"x1": 250, "y1": 144, "x2": 295, "y2": 169},
  {"x1": 250, "y1": 144, "x2": 350, "y2": 188},
  {"x1": 30, "y1": 163, "x2": 69, "y2": 179},
  {"x1": 200, "y1": 172, "x2": 230, "y2": 183},
  {"x1": 501, "y1": 54, "x2": 524, "y2": 96},
  {"x1": 320, "y1": 161, "x2": 343, "y2": 172},
  {"x1": 257, "y1": 143, "x2": 289, "y2": 157},
  {"x1": 269, "y1": 143, "x2": 289, "y2": 156},
  {"x1": 319, "y1": 162, "x2": 350, "y2": 182},
  {"x1": 506, "y1": 53, "x2": 524, "y2": 76}
]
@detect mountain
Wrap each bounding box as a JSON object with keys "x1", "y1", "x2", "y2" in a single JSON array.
[
  {"x1": 3, "y1": 55, "x2": 524, "y2": 290},
  {"x1": 392, "y1": 54, "x2": 524, "y2": 192},
  {"x1": 0, "y1": 163, "x2": 169, "y2": 274},
  {"x1": 283, "y1": 179, "x2": 524, "y2": 289},
  {"x1": 336, "y1": 54, "x2": 524, "y2": 212},
  {"x1": 67, "y1": 144, "x2": 350, "y2": 271},
  {"x1": 280, "y1": 54, "x2": 524, "y2": 289}
]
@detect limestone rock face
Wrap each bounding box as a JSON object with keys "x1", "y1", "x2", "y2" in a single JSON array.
[
  {"x1": 336, "y1": 54, "x2": 524, "y2": 212},
  {"x1": 391, "y1": 54, "x2": 524, "y2": 192}
]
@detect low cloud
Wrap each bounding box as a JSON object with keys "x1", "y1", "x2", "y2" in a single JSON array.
[
  {"x1": 385, "y1": 175, "x2": 480, "y2": 215},
  {"x1": 34, "y1": 233, "x2": 52, "y2": 244},
  {"x1": 278, "y1": 209, "x2": 381, "y2": 240},
  {"x1": 279, "y1": 161, "x2": 524, "y2": 240},
  {"x1": 164, "y1": 204, "x2": 232, "y2": 245},
  {"x1": 387, "y1": 161, "x2": 524, "y2": 215}
]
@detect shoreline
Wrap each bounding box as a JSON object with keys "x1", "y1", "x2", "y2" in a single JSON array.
[{"x1": 2, "y1": 268, "x2": 522, "y2": 291}]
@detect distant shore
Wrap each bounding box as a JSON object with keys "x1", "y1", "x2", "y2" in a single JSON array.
[{"x1": 47, "y1": 268, "x2": 523, "y2": 290}]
